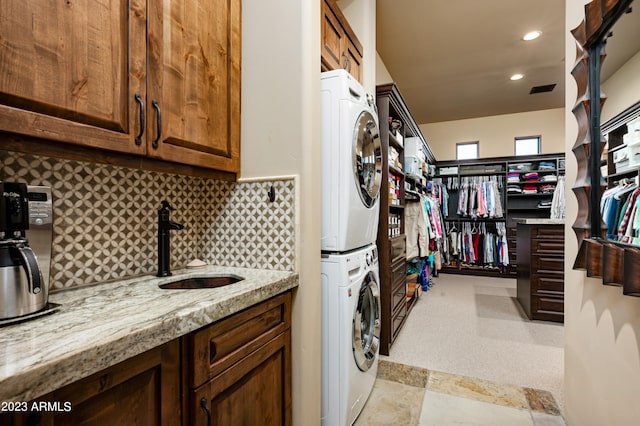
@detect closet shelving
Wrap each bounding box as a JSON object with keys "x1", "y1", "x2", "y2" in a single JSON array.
[
  {"x1": 434, "y1": 160, "x2": 508, "y2": 277},
  {"x1": 435, "y1": 153, "x2": 565, "y2": 278},
  {"x1": 376, "y1": 83, "x2": 435, "y2": 356},
  {"x1": 603, "y1": 101, "x2": 640, "y2": 189},
  {"x1": 598, "y1": 102, "x2": 640, "y2": 252}
]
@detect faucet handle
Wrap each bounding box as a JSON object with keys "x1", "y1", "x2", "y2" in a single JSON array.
[{"x1": 160, "y1": 200, "x2": 174, "y2": 211}]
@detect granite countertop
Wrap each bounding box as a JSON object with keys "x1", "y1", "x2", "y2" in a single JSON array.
[
  {"x1": 514, "y1": 218, "x2": 565, "y2": 225},
  {"x1": 0, "y1": 266, "x2": 298, "y2": 402}
]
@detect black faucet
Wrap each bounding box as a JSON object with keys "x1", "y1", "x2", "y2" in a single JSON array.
[{"x1": 157, "y1": 200, "x2": 185, "y2": 277}]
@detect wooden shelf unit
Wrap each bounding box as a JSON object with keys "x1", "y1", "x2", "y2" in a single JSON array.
[
  {"x1": 376, "y1": 83, "x2": 435, "y2": 356},
  {"x1": 435, "y1": 153, "x2": 565, "y2": 278}
]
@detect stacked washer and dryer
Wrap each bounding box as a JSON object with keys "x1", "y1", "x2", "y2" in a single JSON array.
[{"x1": 320, "y1": 69, "x2": 383, "y2": 426}]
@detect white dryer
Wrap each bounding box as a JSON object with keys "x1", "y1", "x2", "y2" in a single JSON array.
[
  {"x1": 321, "y1": 244, "x2": 381, "y2": 426},
  {"x1": 321, "y1": 69, "x2": 382, "y2": 253}
]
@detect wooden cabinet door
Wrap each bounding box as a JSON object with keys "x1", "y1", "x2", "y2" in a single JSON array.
[
  {"x1": 192, "y1": 331, "x2": 292, "y2": 426},
  {"x1": 321, "y1": 0, "x2": 363, "y2": 82},
  {"x1": 0, "y1": 0, "x2": 146, "y2": 155},
  {"x1": 321, "y1": 0, "x2": 345, "y2": 71},
  {"x1": 345, "y1": 38, "x2": 362, "y2": 82},
  {"x1": 6, "y1": 341, "x2": 181, "y2": 426},
  {"x1": 147, "y1": 0, "x2": 241, "y2": 173}
]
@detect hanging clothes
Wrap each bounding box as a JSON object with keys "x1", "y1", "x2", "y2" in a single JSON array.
[
  {"x1": 405, "y1": 199, "x2": 429, "y2": 259},
  {"x1": 456, "y1": 176, "x2": 504, "y2": 218},
  {"x1": 405, "y1": 193, "x2": 446, "y2": 259},
  {"x1": 456, "y1": 221, "x2": 509, "y2": 269},
  {"x1": 600, "y1": 179, "x2": 640, "y2": 242}
]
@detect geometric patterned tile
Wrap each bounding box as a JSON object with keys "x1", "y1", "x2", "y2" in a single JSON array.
[{"x1": 0, "y1": 150, "x2": 296, "y2": 292}]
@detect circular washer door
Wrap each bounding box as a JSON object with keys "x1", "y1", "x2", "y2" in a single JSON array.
[
  {"x1": 352, "y1": 111, "x2": 382, "y2": 208},
  {"x1": 353, "y1": 271, "x2": 381, "y2": 371}
]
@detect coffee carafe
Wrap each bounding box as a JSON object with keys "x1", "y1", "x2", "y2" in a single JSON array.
[{"x1": 0, "y1": 182, "x2": 53, "y2": 319}]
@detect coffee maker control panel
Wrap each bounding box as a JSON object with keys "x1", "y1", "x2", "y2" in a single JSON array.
[{"x1": 27, "y1": 187, "x2": 53, "y2": 226}]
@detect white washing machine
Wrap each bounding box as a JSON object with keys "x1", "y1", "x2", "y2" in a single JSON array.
[
  {"x1": 321, "y1": 69, "x2": 382, "y2": 253},
  {"x1": 321, "y1": 244, "x2": 381, "y2": 426}
]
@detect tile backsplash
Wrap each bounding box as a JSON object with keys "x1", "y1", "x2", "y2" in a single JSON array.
[{"x1": 1, "y1": 150, "x2": 295, "y2": 291}]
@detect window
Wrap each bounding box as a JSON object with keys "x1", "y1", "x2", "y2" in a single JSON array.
[
  {"x1": 515, "y1": 136, "x2": 541, "y2": 156},
  {"x1": 456, "y1": 142, "x2": 478, "y2": 160}
]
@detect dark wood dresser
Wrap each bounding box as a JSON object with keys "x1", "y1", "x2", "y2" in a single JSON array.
[{"x1": 516, "y1": 220, "x2": 565, "y2": 323}]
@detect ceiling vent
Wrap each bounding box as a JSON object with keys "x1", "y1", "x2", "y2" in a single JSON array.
[{"x1": 530, "y1": 84, "x2": 556, "y2": 94}]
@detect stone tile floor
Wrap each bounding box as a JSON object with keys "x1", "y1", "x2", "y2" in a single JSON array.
[{"x1": 354, "y1": 360, "x2": 565, "y2": 426}]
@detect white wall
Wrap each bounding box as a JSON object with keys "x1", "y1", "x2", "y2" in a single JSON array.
[
  {"x1": 601, "y1": 50, "x2": 640, "y2": 123},
  {"x1": 564, "y1": 1, "x2": 640, "y2": 425},
  {"x1": 375, "y1": 51, "x2": 393, "y2": 85},
  {"x1": 242, "y1": 0, "x2": 321, "y2": 423},
  {"x1": 420, "y1": 108, "x2": 565, "y2": 160}
]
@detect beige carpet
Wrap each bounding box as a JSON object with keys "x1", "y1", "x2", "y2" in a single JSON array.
[{"x1": 381, "y1": 273, "x2": 565, "y2": 413}]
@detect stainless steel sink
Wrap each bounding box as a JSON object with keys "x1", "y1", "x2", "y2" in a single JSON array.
[{"x1": 159, "y1": 275, "x2": 243, "y2": 289}]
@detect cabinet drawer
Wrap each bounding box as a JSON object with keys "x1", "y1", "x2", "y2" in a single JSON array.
[
  {"x1": 532, "y1": 239, "x2": 564, "y2": 255},
  {"x1": 507, "y1": 227, "x2": 517, "y2": 238},
  {"x1": 391, "y1": 302, "x2": 407, "y2": 341},
  {"x1": 188, "y1": 292, "x2": 291, "y2": 387},
  {"x1": 392, "y1": 276, "x2": 407, "y2": 310},
  {"x1": 532, "y1": 255, "x2": 564, "y2": 272},
  {"x1": 390, "y1": 235, "x2": 406, "y2": 264},
  {"x1": 533, "y1": 275, "x2": 565, "y2": 294},
  {"x1": 532, "y1": 226, "x2": 564, "y2": 239},
  {"x1": 532, "y1": 295, "x2": 564, "y2": 314},
  {"x1": 391, "y1": 259, "x2": 406, "y2": 287}
]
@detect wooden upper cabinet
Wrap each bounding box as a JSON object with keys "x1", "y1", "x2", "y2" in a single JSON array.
[
  {"x1": 0, "y1": 0, "x2": 240, "y2": 175},
  {"x1": 0, "y1": 0, "x2": 146, "y2": 155},
  {"x1": 147, "y1": 0, "x2": 241, "y2": 172},
  {"x1": 321, "y1": 0, "x2": 363, "y2": 83}
]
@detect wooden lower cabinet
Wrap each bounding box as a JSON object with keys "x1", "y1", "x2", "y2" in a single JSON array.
[
  {"x1": 2, "y1": 292, "x2": 292, "y2": 426},
  {"x1": 5, "y1": 341, "x2": 181, "y2": 426},
  {"x1": 192, "y1": 331, "x2": 291, "y2": 426},
  {"x1": 183, "y1": 291, "x2": 292, "y2": 426}
]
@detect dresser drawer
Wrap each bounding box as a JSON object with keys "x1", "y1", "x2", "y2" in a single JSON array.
[
  {"x1": 391, "y1": 259, "x2": 406, "y2": 287},
  {"x1": 532, "y1": 226, "x2": 564, "y2": 239},
  {"x1": 532, "y1": 294, "x2": 564, "y2": 314},
  {"x1": 392, "y1": 279, "x2": 407, "y2": 310},
  {"x1": 390, "y1": 235, "x2": 406, "y2": 264},
  {"x1": 187, "y1": 292, "x2": 291, "y2": 387},
  {"x1": 532, "y1": 239, "x2": 564, "y2": 255},
  {"x1": 533, "y1": 274, "x2": 564, "y2": 294},
  {"x1": 532, "y1": 255, "x2": 564, "y2": 272},
  {"x1": 391, "y1": 301, "x2": 407, "y2": 341}
]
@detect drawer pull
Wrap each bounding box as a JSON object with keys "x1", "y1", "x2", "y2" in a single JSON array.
[
  {"x1": 200, "y1": 397, "x2": 212, "y2": 426},
  {"x1": 152, "y1": 100, "x2": 162, "y2": 148},
  {"x1": 134, "y1": 93, "x2": 144, "y2": 145}
]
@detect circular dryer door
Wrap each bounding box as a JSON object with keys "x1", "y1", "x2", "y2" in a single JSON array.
[
  {"x1": 352, "y1": 271, "x2": 381, "y2": 372},
  {"x1": 352, "y1": 111, "x2": 382, "y2": 208}
]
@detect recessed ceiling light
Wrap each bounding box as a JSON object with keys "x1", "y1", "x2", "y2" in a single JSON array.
[
  {"x1": 510, "y1": 74, "x2": 524, "y2": 81},
  {"x1": 523, "y1": 31, "x2": 542, "y2": 41}
]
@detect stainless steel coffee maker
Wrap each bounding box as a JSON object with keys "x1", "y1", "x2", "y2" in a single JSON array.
[{"x1": 0, "y1": 182, "x2": 53, "y2": 319}]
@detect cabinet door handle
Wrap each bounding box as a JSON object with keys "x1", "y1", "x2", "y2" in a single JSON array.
[
  {"x1": 152, "y1": 100, "x2": 162, "y2": 149},
  {"x1": 342, "y1": 52, "x2": 351, "y2": 73},
  {"x1": 200, "y1": 397, "x2": 212, "y2": 426},
  {"x1": 134, "y1": 93, "x2": 144, "y2": 145}
]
